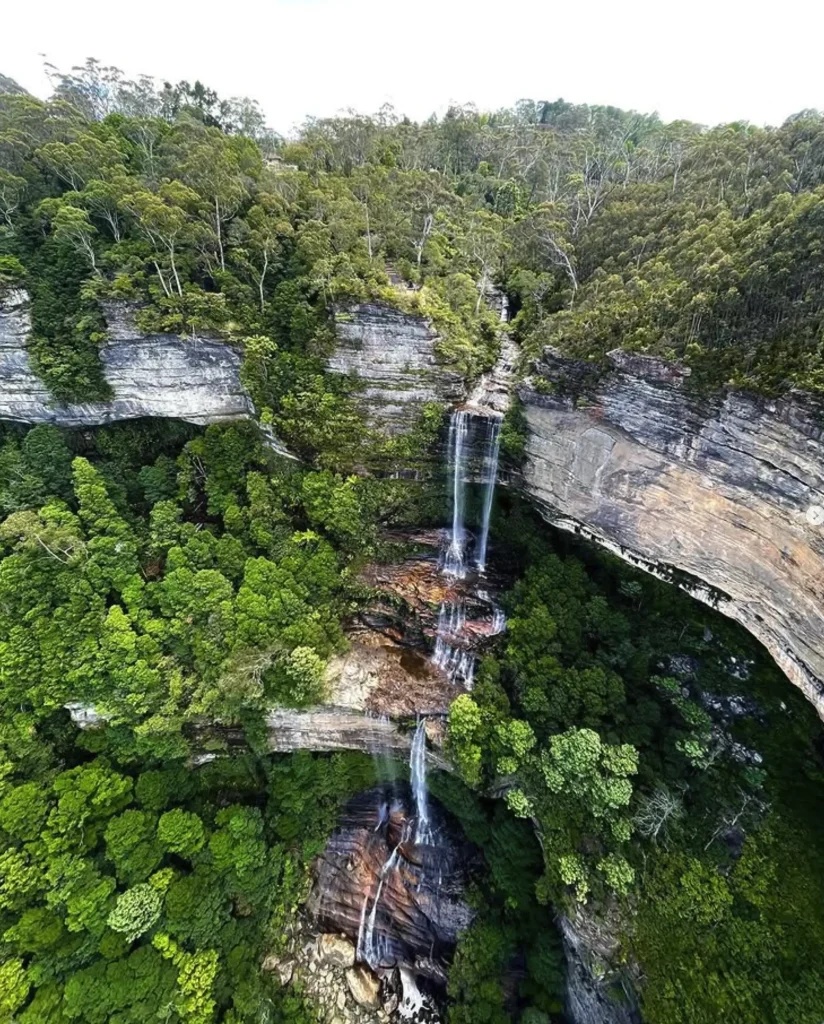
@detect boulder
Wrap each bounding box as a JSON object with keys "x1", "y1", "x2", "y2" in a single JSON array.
[
  {"x1": 261, "y1": 954, "x2": 295, "y2": 987},
  {"x1": 345, "y1": 964, "x2": 380, "y2": 1009},
  {"x1": 317, "y1": 933, "x2": 356, "y2": 969}
]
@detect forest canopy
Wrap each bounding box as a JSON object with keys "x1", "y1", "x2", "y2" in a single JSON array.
[{"x1": 2, "y1": 59, "x2": 824, "y2": 397}]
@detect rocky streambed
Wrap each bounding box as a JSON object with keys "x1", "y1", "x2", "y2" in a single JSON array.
[{"x1": 263, "y1": 925, "x2": 401, "y2": 1024}]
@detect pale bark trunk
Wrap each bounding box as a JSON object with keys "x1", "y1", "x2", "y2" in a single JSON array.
[
  {"x1": 215, "y1": 196, "x2": 225, "y2": 271},
  {"x1": 258, "y1": 248, "x2": 269, "y2": 312}
]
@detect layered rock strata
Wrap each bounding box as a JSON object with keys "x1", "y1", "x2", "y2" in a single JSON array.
[
  {"x1": 520, "y1": 348, "x2": 824, "y2": 718},
  {"x1": 328, "y1": 304, "x2": 464, "y2": 434},
  {"x1": 559, "y1": 904, "x2": 641, "y2": 1024},
  {"x1": 262, "y1": 708, "x2": 452, "y2": 773},
  {"x1": 466, "y1": 333, "x2": 519, "y2": 415},
  {"x1": 308, "y1": 786, "x2": 474, "y2": 981},
  {"x1": 0, "y1": 291, "x2": 253, "y2": 427}
]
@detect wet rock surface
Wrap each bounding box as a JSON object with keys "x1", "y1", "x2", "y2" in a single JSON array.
[
  {"x1": 360, "y1": 556, "x2": 504, "y2": 651},
  {"x1": 308, "y1": 785, "x2": 476, "y2": 982},
  {"x1": 520, "y1": 346, "x2": 824, "y2": 718},
  {"x1": 323, "y1": 638, "x2": 458, "y2": 719}
]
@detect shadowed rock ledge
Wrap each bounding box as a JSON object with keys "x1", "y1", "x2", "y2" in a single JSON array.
[
  {"x1": 0, "y1": 291, "x2": 253, "y2": 427},
  {"x1": 519, "y1": 348, "x2": 824, "y2": 718}
]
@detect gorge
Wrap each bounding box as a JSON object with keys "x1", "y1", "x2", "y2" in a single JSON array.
[{"x1": 4, "y1": 288, "x2": 820, "y2": 719}]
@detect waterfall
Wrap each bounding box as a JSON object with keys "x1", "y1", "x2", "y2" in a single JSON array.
[
  {"x1": 358, "y1": 839, "x2": 403, "y2": 967},
  {"x1": 443, "y1": 409, "x2": 470, "y2": 578},
  {"x1": 433, "y1": 640, "x2": 476, "y2": 689},
  {"x1": 491, "y1": 605, "x2": 507, "y2": 635},
  {"x1": 432, "y1": 598, "x2": 476, "y2": 688},
  {"x1": 410, "y1": 718, "x2": 431, "y2": 844},
  {"x1": 368, "y1": 712, "x2": 398, "y2": 783},
  {"x1": 476, "y1": 413, "x2": 503, "y2": 574},
  {"x1": 356, "y1": 721, "x2": 431, "y2": 968},
  {"x1": 432, "y1": 407, "x2": 505, "y2": 686}
]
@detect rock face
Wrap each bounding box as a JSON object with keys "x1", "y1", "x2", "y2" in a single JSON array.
[
  {"x1": 308, "y1": 786, "x2": 475, "y2": 981},
  {"x1": 262, "y1": 708, "x2": 453, "y2": 772},
  {"x1": 559, "y1": 905, "x2": 640, "y2": 1024},
  {"x1": 520, "y1": 348, "x2": 824, "y2": 718},
  {"x1": 466, "y1": 333, "x2": 519, "y2": 415},
  {"x1": 323, "y1": 639, "x2": 459, "y2": 719},
  {"x1": 328, "y1": 304, "x2": 464, "y2": 434},
  {"x1": 0, "y1": 291, "x2": 253, "y2": 427}
]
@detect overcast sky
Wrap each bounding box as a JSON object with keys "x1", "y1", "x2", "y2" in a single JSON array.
[{"x1": 3, "y1": 0, "x2": 822, "y2": 134}]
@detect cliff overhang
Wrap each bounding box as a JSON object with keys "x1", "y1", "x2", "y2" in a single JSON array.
[
  {"x1": 519, "y1": 347, "x2": 824, "y2": 718},
  {"x1": 0, "y1": 291, "x2": 253, "y2": 427}
]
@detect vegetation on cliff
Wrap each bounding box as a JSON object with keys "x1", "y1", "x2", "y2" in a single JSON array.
[{"x1": 5, "y1": 61, "x2": 824, "y2": 402}]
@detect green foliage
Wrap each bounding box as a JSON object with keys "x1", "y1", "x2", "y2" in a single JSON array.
[
  {"x1": 105, "y1": 810, "x2": 163, "y2": 882},
  {"x1": 4, "y1": 68, "x2": 824, "y2": 1024},
  {"x1": 448, "y1": 920, "x2": 512, "y2": 1024},
  {"x1": 460, "y1": 500, "x2": 824, "y2": 1019},
  {"x1": 157, "y1": 809, "x2": 206, "y2": 857},
  {"x1": 0, "y1": 957, "x2": 30, "y2": 1019},
  {"x1": 107, "y1": 882, "x2": 164, "y2": 941}
]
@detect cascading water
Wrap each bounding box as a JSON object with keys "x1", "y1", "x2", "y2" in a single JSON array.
[
  {"x1": 410, "y1": 717, "x2": 431, "y2": 844},
  {"x1": 356, "y1": 718, "x2": 434, "y2": 969},
  {"x1": 368, "y1": 712, "x2": 398, "y2": 783},
  {"x1": 442, "y1": 410, "x2": 470, "y2": 578},
  {"x1": 476, "y1": 413, "x2": 503, "y2": 574},
  {"x1": 491, "y1": 605, "x2": 506, "y2": 635},
  {"x1": 433, "y1": 408, "x2": 505, "y2": 686},
  {"x1": 357, "y1": 832, "x2": 405, "y2": 967}
]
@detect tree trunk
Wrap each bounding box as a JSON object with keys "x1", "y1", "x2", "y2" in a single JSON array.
[
  {"x1": 364, "y1": 202, "x2": 372, "y2": 260},
  {"x1": 169, "y1": 246, "x2": 183, "y2": 296},
  {"x1": 215, "y1": 196, "x2": 225, "y2": 271},
  {"x1": 258, "y1": 249, "x2": 269, "y2": 313}
]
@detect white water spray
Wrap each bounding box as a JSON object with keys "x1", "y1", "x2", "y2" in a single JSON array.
[
  {"x1": 358, "y1": 841, "x2": 402, "y2": 967},
  {"x1": 443, "y1": 410, "x2": 470, "y2": 577},
  {"x1": 356, "y1": 720, "x2": 434, "y2": 969},
  {"x1": 410, "y1": 718, "x2": 431, "y2": 844},
  {"x1": 476, "y1": 414, "x2": 503, "y2": 574},
  {"x1": 433, "y1": 408, "x2": 506, "y2": 685}
]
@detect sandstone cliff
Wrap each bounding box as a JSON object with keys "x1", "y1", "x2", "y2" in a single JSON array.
[
  {"x1": 328, "y1": 303, "x2": 464, "y2": 434},
  {"x1": 0, "y1": 290, "x2": 252, "y2": 427},
  {"x1": 520, "y1": 348, "x2": 824, "y2": 718}
]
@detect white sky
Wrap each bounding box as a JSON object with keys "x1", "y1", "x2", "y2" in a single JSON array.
[{"x1": 2, "y1": 0, "x2": 823, "y2": 135}]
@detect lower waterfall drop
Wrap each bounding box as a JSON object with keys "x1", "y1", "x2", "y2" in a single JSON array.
[{"x1": 356, "y1": 718, "x2": 436, "y2": 970}]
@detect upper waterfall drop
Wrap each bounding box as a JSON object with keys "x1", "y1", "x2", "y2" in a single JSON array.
[
  {"x1": 443, "y1": 409, "x2": 471, "y2": 578},
  {"x1": 476, "y1": 413, "x2": 503, "y2": 574},
  {"x1": 432, "y1": 406, "x2": 506, "y2": 687},
  {"x1": 441, "y1": 406, "x2": 503, "y2": 577}
]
